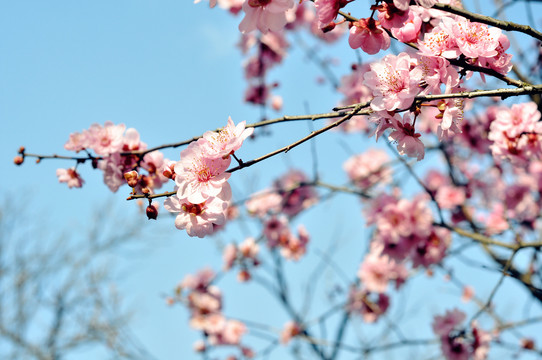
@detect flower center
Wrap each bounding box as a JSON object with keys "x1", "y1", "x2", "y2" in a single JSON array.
[{"x1": 182, "y1": 203, "x2": 205, "y2": 216}]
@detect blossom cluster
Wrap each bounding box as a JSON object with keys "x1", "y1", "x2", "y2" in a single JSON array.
[
  {"x1": 58, "y1": 121, "x2": 170, "y2": 193},
  {"x1": 432, "y1": 309, "x2": 492, "y2": 360},
  {"x1": 164, "y1": 117, "x2": 253, "y2": 237},
  {"x1": 167, "y1": 268, "x2": 252, "y2": 356},
  {"x1": 222, "y1": 237, "x2": 261, "y2": 281}
]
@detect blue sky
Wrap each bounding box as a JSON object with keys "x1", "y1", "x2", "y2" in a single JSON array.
[{"x1": 2, "y1": 1, "x2": 542, "y2": 359}]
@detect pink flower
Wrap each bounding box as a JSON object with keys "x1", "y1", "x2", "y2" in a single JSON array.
[
  {"x1": 142, "y1": 150, "x2": 170, "y2": 190},
  {"x1": 314, "y1": 0, "x2": 349, "y2": 28},
  {"x1": 56, "y1": 168, "x2": 85, "y2": 188},
  {"x1": 264, "y1": 216, "x2": 290, "y2": 247},
  {"x1": 417, "y1": 19, "x2": 460, "y2": 58},
  {"x1": 222, "y1": 244, "x2": 237, "y2": 270},
  {"x1": 220, "y1": 319, "x2": 247, "y2": 345},
  {"x1": 273, "y1": 169, "x2": 318, "y2": 216},
  {"x1": 98, "y1": 153, "x2": 127, "y2": 192},
  {"x1": 411, "y1": 227, "x2": 450, "y2": 268},
  {"x1": 357, "y1": 252, "x2": 408, "y2": 293},
  {"x1": 238, "y1": 0, "x2": 295, "y2": 34},
  {"x1": 432, "y1": 308, "x2": 466, "y2": 337},
  {"x1": 391, "y1": 10, "x2": 422, "y2": 43},
  {"x1": 86, "y1": 121, "x2": 126, "y2": 155},
  {"x1": 478, "y1": 34, "x2": 513, "y2": 75},
  {"x1": 280, "y1": 225, "x2": 310, "y2": 261},
  {"x1": 163, "y1": 192, "x2": 229, "y2": 238},
  {"x1": 343, "y1": 149, "x2": 392, "y2": 190},
  {"x1": 64, "y1": 131, "x2": 89, "y2": 152},
  {"x1": 245, "y1": 191, "x2": 283, "y2": 217},
  {"x1": 488, "y1": 102, "x2": 542, "y2": 166},
  {"x1": 201, "y1": 117, "x2": 254, "y2": 159},
  {"x1": 452, "y1": 18, "x2": 501, "y2": 59},
  {"x1": 238, "y1": 237, "x2": 260, "y2": 261},
  {"x1": 416, "y1": 56, "x2": 460, "y2": 94},
  {"x1": 435, "y1": 185, "x2": 466, "y2": 209},
  {"x1": 181, "y1": 267, "x2": 216, "y2": 290},
  {"x1": 337, "y1": 63, "x2": 374, "y2": 106},
  {"x1": 347, "y1": 287, "x2": 390, "y2": 323},
  {"x1": 175, "y1": 139, "x2": 232, "y2": 204},
  {"x1": 388, "y1": 112, "x2": 425, "y2": 161},
  {"x1": 348, "y1": 18, "x2": 390, "y2": 55},
  {"x1": 364, "y1": 52, "x2": 422, "y2": 112},
  {"x1": 377, "y1": 2, "x2": 410, "y2": 29}
]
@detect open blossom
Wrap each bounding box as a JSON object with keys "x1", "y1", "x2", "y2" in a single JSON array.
[
  {"x1": 435, "y1": 185, "x2": 466, "y2": 209},
  {"x1": 347, "y1": 287, "x2": 390, "y2": 323},
  {"x1": 478, "y1": 34, "x2": 513, "y2": 75},
  {"x1": 388, "y1": 112, "x2": 425, "y2": 161},
  {"x1": 314, "y1": 0, "x2": 349, "y2": 27},
  {"x1": 201, "y1": 117, "x2": 254, "y2": 159},
  {"x1": 343, "y1": 149, "x2": 392, "y2": 190},
  {"x1": 280, "y1": 225, "x2": 310, "y2": 261},
  {"x1": 337, "y1": 63, "x2": 373, "y2": 106},
  {"x1": 452, "y1": 18, "x2": 501, "y2": 59},
  {"x1": 391, "y1": 10, "x2": 422, "y2": 43},
  {"x1": 432, "y1": 308, "x2": 466, "y2": 337},
  {"x1": 64, "y1": 131, "x2": 88, "y2": 152},
  {"x1": 163, "y1": 190, "x2": 230, "y2": 238},
  {"x1": 238, "y1": 0, "x2": 294, "y2": 34},
  {"x1": 86, "y1": 121, "x2": 127, "y2": 155},
  {"x1": 358, "y1": 252, "x2": 408, "y2": 293},
  {"x1": 417, "y1": 18, "x2": 460, "y2": 58},
  {"x1": 56, "y1": 168, "x2": 84, "y2": 188},
  {"x1": 377, "y1": 2, "x2": 410, "y2": 29},
  {"x1": 348, "y1": 18, "x2": 390, "y2": 55},
  {"x1": 364, "y1": 52, "x2": 421, "y2": 112},
  {"x1": 175, "y1": 139, "x2": 232, "y2": 204},
  {"x1": 488, "y1": 102, "x2": 542, "y2": 165}
]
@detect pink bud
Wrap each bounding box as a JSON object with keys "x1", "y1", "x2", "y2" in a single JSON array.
[{"x1": 124, "y1": 170, "x2": 139, "y2": 187}]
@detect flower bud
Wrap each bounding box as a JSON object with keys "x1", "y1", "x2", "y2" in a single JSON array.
[
  {"x1": 237, "y1": 269, "x2": 251, "y2": 282},
  {"x1": 13, "y1": 156, "x2": 24, "y2": 166},
  {"x1": 146, "y1": 203, "x2": 158, "y2": 220},
  {"x1": 321, "y1": 21, "x2": 336, "y2": 33},
  {"x1": 124, "y1": 170, "x2": 139, "y2": 188}
]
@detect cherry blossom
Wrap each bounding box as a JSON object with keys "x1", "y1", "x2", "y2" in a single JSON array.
[
  {"x1": 201, "y1": 117, "x2": 254, "y2": 159},
  {"x1": 364, "y1": 52, "x2": 422, "y2": 112},
  {"x1": 314, "y1": 0, "x2": 349, "y2": 28},
  {"x1": 175, "y1": 139, "x2": 232, "y2": 204},
  {"x1": 343, "y1": 149, "x2": 392, "y2": 190},
  {"x1": 238, "y1": 0, "x2": 295, "y2": 34},
  {"x1": 56, "y1": 168, "x2": 85, "y2": 188},
  {"x1": 163, "y1": 190, "x2": 230, "y2": 238},
  {"x1": 388, "y1": 112, "x2": 425, "y2": 161},
  {"x1": 348, "y1": 18, "x2": 390, "y2": 55}
]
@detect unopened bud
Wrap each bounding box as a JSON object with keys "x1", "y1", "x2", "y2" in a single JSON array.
[
  {"x1": 124, "y1": 170, "x2": 139, "y2": 187},
  {"x1": 237, "y1": 269, "x2": 251, "y2": 282},
  {"x1": 18, "y1": 146, "x2": 25, "y2": 154},
  {"x1": 521, "y1": 338, "x2": 535, "y2": 350},
  {"x1": 142, "y1": 187, "x2": 150, "y2": 195},
  {"x1": 321, "y1": 21, "x2": 336, "y2": 33},
  {"x1": 13, "y1": 156, "x2": 24, "y2": 166},
  {"x1": 91, "y1": 158, "x2": 99, "y2": 169},
  {"x1": 35, "y1": 158, "x2": 41, "y2": 164},
  {"x1": 146, "y1": 203, "x2": 158, "y2": 220}
]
